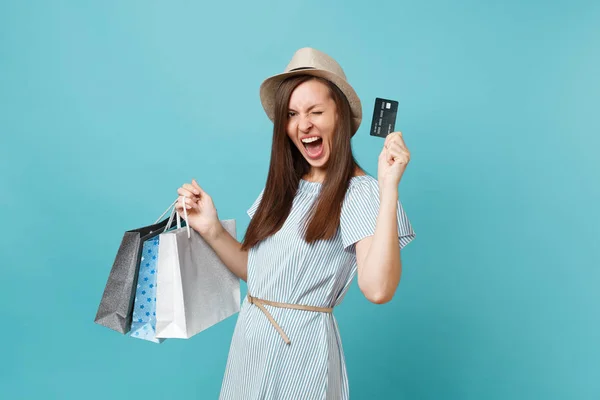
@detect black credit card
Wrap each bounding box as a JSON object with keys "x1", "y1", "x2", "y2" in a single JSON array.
[{"x1": 370, "y1": 97, "x2": 398, "y2": 138}]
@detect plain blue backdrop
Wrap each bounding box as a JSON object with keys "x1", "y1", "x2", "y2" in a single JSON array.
[{"x1": 1, "y1": 1, "x2": 598, "y2": 399}]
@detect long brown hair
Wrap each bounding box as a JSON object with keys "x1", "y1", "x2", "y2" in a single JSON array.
[{"x1": 241, "y1": 75, "x2": 361, "y2": 251}]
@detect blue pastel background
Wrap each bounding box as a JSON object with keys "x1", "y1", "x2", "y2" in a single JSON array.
[{"x1": 1, "y1": 1, "x2": 598, "y2": 399}]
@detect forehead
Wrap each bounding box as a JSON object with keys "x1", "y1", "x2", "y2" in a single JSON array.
[{"x1": 288, "y1": 79, "x2": 332, "y2": 108}]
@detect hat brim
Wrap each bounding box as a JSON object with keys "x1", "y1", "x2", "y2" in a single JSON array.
[{"x1": 259, "y1": 69, "x2": 362, "y2": 135}]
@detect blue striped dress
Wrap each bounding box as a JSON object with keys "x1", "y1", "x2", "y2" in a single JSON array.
[{"x1": 219, "y1": 174, "x2": 415, "y2": 399}]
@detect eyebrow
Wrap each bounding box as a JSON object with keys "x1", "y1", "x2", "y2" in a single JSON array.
[{"x1": 288, "y1": 104, "x2": 324, "y2": 112}]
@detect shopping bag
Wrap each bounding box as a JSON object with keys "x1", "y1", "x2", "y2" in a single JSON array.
[
  {"x1": 129, "y1": 236, "x2": 164, "y2": 343},
  {"x1": 155, "y1": 210, "x2": 240, "y2": 339},
  {"x1": 94, "y1": 200, "x2": 183, "y2": 334}
]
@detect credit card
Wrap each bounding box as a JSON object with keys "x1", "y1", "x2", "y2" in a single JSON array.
[{"x1": 370, "y1": 98, "x2": 398, "y2": 138}]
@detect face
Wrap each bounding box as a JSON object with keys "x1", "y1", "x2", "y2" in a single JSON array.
[{"x1": 286, "y1": 79, "x2": 338, "y2": 174}]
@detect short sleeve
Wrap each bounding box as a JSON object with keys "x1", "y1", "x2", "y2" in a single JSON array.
[
  {"x1": 247, "y1": 188, "x2": 264, "y2": 219},
  {"x1": 339, "y1": 179, "x2": 416, "y2": 251}
]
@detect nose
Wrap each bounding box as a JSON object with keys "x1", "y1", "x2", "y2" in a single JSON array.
[{"x1": 298, "y1": 114, "x2": 313, "y2": 133}]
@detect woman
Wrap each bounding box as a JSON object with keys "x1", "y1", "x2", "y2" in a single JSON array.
[{"x1": 175, "y1": 47, "x2": 416, "y2": 399}]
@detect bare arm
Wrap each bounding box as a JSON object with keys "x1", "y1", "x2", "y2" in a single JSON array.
[
  {"x1": 355, "y1": 183, "x2": 401, "y2": 304},
  {"x1": 356, "y1": 131, "x2": 412, "y2": 304}
]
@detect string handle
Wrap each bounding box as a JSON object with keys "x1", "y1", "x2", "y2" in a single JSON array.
[
  {"x1": 154, "y1": 198, "x2": 191, "y2": 238},
  {"x1": 154, "y1": 199, "x2": 178, "y2": 224},
  {"x1": 177, "y1": 196, "x2": 191, "y2": 238}
]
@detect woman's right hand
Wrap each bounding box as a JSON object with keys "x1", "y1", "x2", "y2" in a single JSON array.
[{"x1": 175, "y1": 179, "x2": 221, "y2": 239}]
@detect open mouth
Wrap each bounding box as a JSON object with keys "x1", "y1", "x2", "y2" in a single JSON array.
[{"x1": 302, "y1": 136, "x2": 324, "y2": 159}]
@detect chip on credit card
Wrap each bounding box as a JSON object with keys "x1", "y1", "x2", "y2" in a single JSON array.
[{"x1": 370, "y1": 98, "x2": 398, "y2": 138}]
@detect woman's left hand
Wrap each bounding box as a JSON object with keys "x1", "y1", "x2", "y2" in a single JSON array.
[{"x1": 378, "y1": 131, "x2": 411, "y2": 188}]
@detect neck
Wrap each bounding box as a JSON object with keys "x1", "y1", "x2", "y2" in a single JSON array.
[
  {"x1": 303, "y1": 166, "x2": 364, "y2": 183},
  {"x1": 302, "y1": 167, "x2": 327, "y2": 183}
]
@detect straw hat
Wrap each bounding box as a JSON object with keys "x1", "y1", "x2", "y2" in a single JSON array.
[{"x1": 259, "y1": 47, "x2": 362, "y2": 135}]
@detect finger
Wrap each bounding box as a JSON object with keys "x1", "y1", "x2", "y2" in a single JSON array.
[
  {"x1": 384, "y1": 132, "x2": 395, "y2": 147},
  {"x1": 387, "y1": 145, "x2": 410, "y2": 165},
  {"x1": 390, "y1": 152, "x2": 410, "y2": 165},
  {"x1": 191, "y1": 179, "x2": 206, "y2": 195},
  {"x1": 384, "y1": 131, "x2": 402, "y2": 147},
  {"x1": 176, "y1": 196, "x2": 198, "y2": 210},
  {"x1": 388, "y1": 141, "x2": 410, "y2": 158},
  {"x1": 183, "y1": 183, "x2": 201, "y2": 196},
  {"x1": 386, "y1": 131, "x2": 406, "y2": 149},
  {"x1": 392, "y1": 131, "x2": 407, "y2": 149},
  {"x1": 174, "y1": 197, "x2": 187, "y2": 211},
  {"x1": 386, "y1": 147, "x2": 395, "y2": 165},
  {"x1": 177, "y1": 187, "x2": 198, "y2": 199},
  {"x1": 175, "y1": 202, "x2": 187, "y2": 213}
]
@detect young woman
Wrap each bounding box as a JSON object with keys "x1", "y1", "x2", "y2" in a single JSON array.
[{"x1": 175, "y1": 47, "x2": 416, "y2": 399}]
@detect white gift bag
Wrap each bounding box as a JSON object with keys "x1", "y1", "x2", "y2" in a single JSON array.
[{"x1": 155, "y1": 203, "x2": 240, "y2": 339}]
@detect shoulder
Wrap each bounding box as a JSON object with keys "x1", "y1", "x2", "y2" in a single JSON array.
[
  {"x1": 247, "y1": 187, "x2": 265, "y2": 218},
  {"x1": 350, "y1": 173, "x2": 377, "y2": 186},
  {"x1": 341, "y1": 174, "x2": 380, "y2": 216},
  {"x1": 345, "y1": 174, "x2": 379, "y2": 198},
  {"x1": 339, "y1": 174, "x2": 380, "y2": 249}
]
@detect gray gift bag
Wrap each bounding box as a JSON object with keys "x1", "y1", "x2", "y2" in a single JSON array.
[
  {"x1": 94, "y1": 201, "x2": 182, "y2": 334},
  {"x1": 155, "y1": 217, "x2": 240, "y2": 339}
]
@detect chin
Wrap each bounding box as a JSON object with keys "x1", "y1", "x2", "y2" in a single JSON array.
[{"x1": 303, "y1": 153, "x2": 329, "y2": 169}]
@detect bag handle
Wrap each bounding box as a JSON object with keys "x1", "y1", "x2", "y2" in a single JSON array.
[
  {"x1": 178, "y1": 196, "x2": 191, "y2": 238},
  {"x1": 154, "y1": 199, "x2": 178, "y2": 224},
  {"x1": 154, "y1": 197, "x2": 191, "y2": 238}
]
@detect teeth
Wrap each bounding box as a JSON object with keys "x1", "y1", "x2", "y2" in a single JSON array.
[{"x1": 301, "y1": 137, "x2": 321, "y2": 143}]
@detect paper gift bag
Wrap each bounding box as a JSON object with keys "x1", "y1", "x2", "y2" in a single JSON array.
[
  {"x1": 155, "y1": 219, "x2": 240, "y2": 339},
  {"x1": 129, "y1": 236, "x2": 164, "y2": 343},
  {"x1": 94, "y1": 200, "x2": 183, "y2": 334}
]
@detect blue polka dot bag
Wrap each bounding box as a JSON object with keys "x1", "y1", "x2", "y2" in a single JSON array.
[{"x1": 129, "y1": 236, "x2": 164, "y2": 343}]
